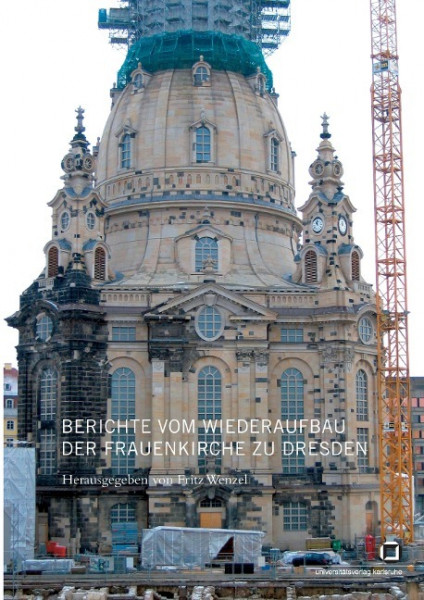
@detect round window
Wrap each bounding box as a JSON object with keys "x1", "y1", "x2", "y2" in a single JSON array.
[
  {"x1": 196, "y1": 306, "x2": 223, "y2": 340},
  {"x1": 36, "y1": 314, "x2": 53, "y2": 341},
  {"x1": 358, "y1": 316, "x2": 374, "y2": 344},
  {"x1": 60, "y1": 211, "x2": 70, "y2": 231},
  {"x1": 86, "y1": 212, "x2": 95, "y2": 230}
]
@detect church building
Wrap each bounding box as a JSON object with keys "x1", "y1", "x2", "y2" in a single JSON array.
[{"x1": 8, "y1": 0, "x2": 379, "y2": 554}]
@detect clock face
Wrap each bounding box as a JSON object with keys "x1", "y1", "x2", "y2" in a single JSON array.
[
  {"x1": 338, "y1": 215, "x2": 348, "y2": 235},
  {"x1": 333, "y1": 162, "x2": 342, "y2": 176},
  {"x1": 314, "y1": 162, "x2": 324, "y2": 175},
  {"x1": 312, "y1": 216, "x2": 324, "y2": 234},
  {"x1": 62, "y1": 154, "x2": 74, "y2": 173},
  {"x1": 83, "y1": 155, "x2": 94, "y2": 171}
]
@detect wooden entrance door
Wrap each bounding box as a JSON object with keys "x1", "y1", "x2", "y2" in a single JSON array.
[{"x1": 200, "y1": 512, "x2": 222, "y2": 529}]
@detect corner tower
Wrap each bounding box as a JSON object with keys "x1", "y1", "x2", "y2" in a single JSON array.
[{"x1": 9, "y1": 1, "x2": 380, "y2": 555}]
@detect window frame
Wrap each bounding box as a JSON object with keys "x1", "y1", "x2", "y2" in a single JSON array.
[
  {"x1": 39, "y1": 429, "x2": 56, "y2": 475},
  {"x1": 39, "y1": 368, "x2": 57, "y2": 422},
  {"x1": 60, "y1": 211, "x2": 70, "y2": 231},
  {"x1": 120, "y1": 133, "x2": 132, "y2": 169},
  {"x1": 281, "y1": 431, "x2": 305, "y2": 474},
  {"x1": 281, "y1": 328, "x2": 303, "y2": 343},
  {"x1": 192, "y1": 60, "x2": 211, "y2": 87},
  {"x1": 86, "y1": 212, "x2": 96, "y2": 231},
  {"x1": 281, "y1": 368, "x2": 304, "y2": 420},
  {"x1": 190, "y1": 119, "x2": 216, "y2": 165},
  {"x1": 35, "y1": 314, "x2": 54, "y2": 342},
  {"x1": 270, "y1": 137, "x2": 280, "y2": 172},
  {"x1": 111, "y1": 429, "x2": 136, "y2": 474},
  {"x1": 357, "y1": 427, "x2": 369, "y2": 472},
  {"x1": 356, "y1": 369, "x2": 369, "y2": 421},
  {"x1": 358, "y1": 316, "x2": 374, "y2": 344},
  {"x1": 193, "y1": 66, "x2": 209, "y2": 85},
  {"x1": 195, "y1": 126, "x2": 211, "y2": 163},
  {"x1": 196, "y1": 306, "x2": 224, "y2": 341},
  {"x1": 195, "y1": 236, "x2": 218, "y2": 272},
  {"x1": 111, "y1": 367, "x2": 136, "y2": 420},
  {"x1": 282, "y1": 501, "x2": 308, "y2": 531},
  {"x1": 110, "y1": 503, "x2": 136, "y2": 523},
  {"x1": 111, "y1": 326, "x2": 136, "y2": 342},
  {"x1": 198, "y1": 365, "x2": 222, "y2": 474}
]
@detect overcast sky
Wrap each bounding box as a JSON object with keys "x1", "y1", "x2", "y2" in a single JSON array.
[{"x1": 2, "y1": 0, "x2": 423, "y2": 375}]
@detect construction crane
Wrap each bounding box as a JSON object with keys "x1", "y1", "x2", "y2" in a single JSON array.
[{"x1": 370, "y1": 0, "x2": 414, "y2": 543}]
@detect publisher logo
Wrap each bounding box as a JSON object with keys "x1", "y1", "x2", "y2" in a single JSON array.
[{"x1": 379, "y1": 541, "x2": 401, "y2": 563}]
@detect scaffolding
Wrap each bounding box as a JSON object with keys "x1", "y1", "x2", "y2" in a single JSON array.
[
  {"x1": 141, "y1": 526, "x2": 264, "y2": 569},
  {"x1": 98, "y1": 0, "x2": 291, "y2": 55},
  {"x1": 116, "y1": 29, "x2": 274, "y2": 89},
  {"x1": 3, "y1": 448, "x2": 36, "y2": 572}
]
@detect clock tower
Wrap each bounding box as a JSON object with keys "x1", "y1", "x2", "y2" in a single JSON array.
[{"x1": 294, "y1": 114, "x2": 365, "y2": 290}]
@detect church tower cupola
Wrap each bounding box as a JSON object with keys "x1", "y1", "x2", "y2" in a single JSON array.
[
  {"x1": 308, "y1": 113, "x2": 344, "y2": 202},
  {"x1": 44, "y1": 108, "x2": 108, "y2": 283},
  {"x1": 61, "y1": 107, "x2": 96, "y2": 195},
  {"x1": 295, "y1": 115, "x2": 368, "y2": 290}
]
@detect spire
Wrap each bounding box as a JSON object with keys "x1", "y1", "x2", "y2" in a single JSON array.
[
  {"x1": 70, "y1": 106, "x2": 89, "y2": 151},
  {"x1": 308, "y1": 114, "x2": 344, "y2": 201},
  {"x1": 73, "y1": 106, "x2": 87, "y2": 143},
  {"x1": 60, "y1": 107, "x2": 95, "y2": 192},
  {"x1": 320, "y1": 112, "x2": 331, "y2": 139}
]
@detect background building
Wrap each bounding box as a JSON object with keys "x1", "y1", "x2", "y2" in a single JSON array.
[
  {"x1": 411, "y1": 377, "x2": 424, "y2": 516},
  {"x1": 3, "y1": 363, "x2": 18, "y2": 447},
  {"x1": 8, "y1": 0, "x2": 379, "y2": 554}
]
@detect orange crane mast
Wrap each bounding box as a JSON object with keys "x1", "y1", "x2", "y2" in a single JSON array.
[{"x1": 370, "y1": 0, "x2": 413, "y2": 542}]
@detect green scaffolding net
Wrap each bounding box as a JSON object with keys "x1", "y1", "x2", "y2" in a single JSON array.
[{"x1": 117, "y1": 30, "x2": 274, "y2": 90}]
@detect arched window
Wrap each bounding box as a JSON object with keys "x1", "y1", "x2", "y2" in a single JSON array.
[
  {"x1": 48, "y1": 247, "x2": 59, "y2": 277},
  {"x1": 198, "y1": 366, "x2": 222, "y2": 474},
  {"x1": 270, "y1": 138, "x2": 279, "y2": 171},
  {"x1": 39, "y1": 367, "x2": 57, "y2": 475},
  {"x1": 198, "y1": 366, "x2": 222, "y2": 420},
  {"x1": 94, "y1": 247, "x2": 106, "y2": 281},
  {"x1": 110, "y1": 503, "x2": 136, "y2": 523},
  {"x1": 195, "y1": 237, "x2": 218, "y2": 272},
  {"x1": 304, "y1": 249, "x2": 317, "y2": 283},
  {"x1": 352, "y1": 250, "x2": 360, "y2": 281},
  {"x1": 120, "y1": 133, "x2": 131, "y2": 169},
  {"x1": 196, "y1": 126, "x2": 211, "y2": 162},
  {"x1": 133, "y1": 72, "x2": 143, "y2": 89},
  {"x1": 40, "y1": 368, "x2": 57, "y2": 421},
  {"x1": 257, "y1": 74, "x2": 266, "y2": 95},
  {"x1": 111, "y1": 367, "x2": 136, "y2": 419},
  {"x1": 194, "y1": 66, "x2": 209, "y2": 85},
  {"x1": 356, "y1": 369, "x2": 368, "y2": 421},
  {"x1": 6, "y1": 399, "x2": 13, "y2": 409},
  {"x1": 281, "y1": 368, "x2": 304, "y2": 420},
  {"x1": 36, "y1": 314, "x2": 53, "y2": 342},
  {"x1": 200, "y1": 498, "x2": 222, "y2": 507}
]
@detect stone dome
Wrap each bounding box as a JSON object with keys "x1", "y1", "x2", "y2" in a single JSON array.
[{"x1": 95, "y1": 64, "x2": 302, "y2": 288}]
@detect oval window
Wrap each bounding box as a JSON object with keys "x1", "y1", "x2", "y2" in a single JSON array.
[{"x1": 196, "y1": 306, "x2": 223, "y2": 341}]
